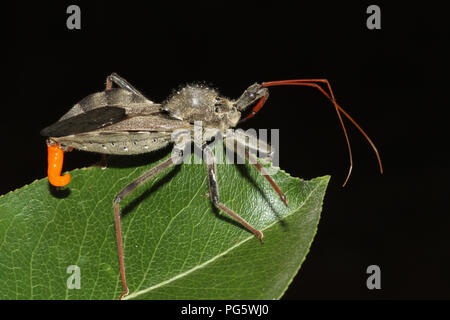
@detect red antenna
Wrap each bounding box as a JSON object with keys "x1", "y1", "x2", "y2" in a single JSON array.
[{"x1": 244, "y1": 79, "x2": 383, "y2": 186}]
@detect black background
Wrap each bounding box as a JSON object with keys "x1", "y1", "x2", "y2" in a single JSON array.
[{"x1": 3, "y1": 1, "x2": 449, "y2": 299}]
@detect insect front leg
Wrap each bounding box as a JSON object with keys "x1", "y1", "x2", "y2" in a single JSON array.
[
  {"x1": 112, "y1": 151, "x2": 183, "y2": 300},
  {"x1": 106, "y1": 72, "x2": 146, "y2": 98},
  {"x1": 224, "y1": 135, "x2": 287, "y2": 206},
  {"x1": 203, "y1": 145, "x2": 263, "y2": 243}
]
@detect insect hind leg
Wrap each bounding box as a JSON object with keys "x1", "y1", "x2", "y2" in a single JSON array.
[{"x1": 112, "y1": 153, "x2": 182, "y2": 299}]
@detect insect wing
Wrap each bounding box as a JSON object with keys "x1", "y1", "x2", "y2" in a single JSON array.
[{"x1": 40, "y1": 106, "x2": 127, "y2": 137}]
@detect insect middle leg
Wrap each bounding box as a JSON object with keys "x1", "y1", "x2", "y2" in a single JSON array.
[
  {"x1": 112, "y1": 152, "x2": 182, "y2": 299},
  {"x1": 203, "y1": 145, "x2": 264, "y2": 243}
]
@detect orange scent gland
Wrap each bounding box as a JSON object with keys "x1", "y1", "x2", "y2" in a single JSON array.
[{"x1": 47, "y1": 143, "x2": 71, "y2": 187}]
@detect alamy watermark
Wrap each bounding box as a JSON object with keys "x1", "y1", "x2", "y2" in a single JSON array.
[
  {"x1": 170, "y1": 121, "x2": 280, "y2": 176},
  {"x1": 366, "y1": 264, "x2": 381, "y2": 290},
  {"x1": 66, "y1": 5, "x2": 81, "y2": 30},
  {"x1": 366, "y1": 5, "x2": 381, "y2": 30},
  {"x1": 66, "y1": 265, "x2": 81, "y2": 289}
]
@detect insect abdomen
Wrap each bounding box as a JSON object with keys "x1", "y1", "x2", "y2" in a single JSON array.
[{"x1": 53, "y1": 131, "x2": 171, "y2": 155}]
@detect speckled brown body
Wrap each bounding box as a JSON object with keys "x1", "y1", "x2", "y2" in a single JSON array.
[{"x1": 42, "y1": 75, "x2": 268, "y2": 155}]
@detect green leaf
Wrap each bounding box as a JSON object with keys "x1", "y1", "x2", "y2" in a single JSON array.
[{"x1": 0, "y1": 144, "x2": 329, "y2": 299}]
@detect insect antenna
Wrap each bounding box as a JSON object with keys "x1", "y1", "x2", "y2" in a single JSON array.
[{"x1": 262, "y1": 80, "x2": 383, "y2": 186}]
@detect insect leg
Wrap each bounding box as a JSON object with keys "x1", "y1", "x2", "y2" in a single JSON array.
[
  {"x1": 100, "y1": 154, "x2": 107, "y2": 169},
  {"x1": 113, "y1": 153, "x2": 182, "y2": 299},
  {"x1": 106, "y1": 72, "x2": 146, "y2": 98},
  {"x1": 204, "y1": 145, "x2": 263, "y2": 243},
  {"x1": 224, "y1": 135, "x2": 287, "y2": 206}
]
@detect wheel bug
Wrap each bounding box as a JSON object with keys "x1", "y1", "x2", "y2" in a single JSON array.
[{"x1": 41, "y1": 73, "x2": 383, "y2": 299}]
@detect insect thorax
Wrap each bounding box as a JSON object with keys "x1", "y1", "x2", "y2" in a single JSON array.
[{"x1": 161, "y1": 84, "x2": 241, "y2": 130}]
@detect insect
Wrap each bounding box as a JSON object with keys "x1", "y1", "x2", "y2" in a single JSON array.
[{"x1": 41, "y1": 73, "x2": 383, "y2": 299}]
